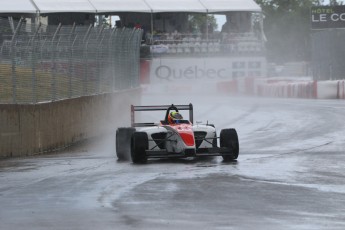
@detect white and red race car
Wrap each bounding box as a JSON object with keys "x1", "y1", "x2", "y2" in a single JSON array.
[{"x1": 116, "y1": 104, "x2": 239, "y2": 163}]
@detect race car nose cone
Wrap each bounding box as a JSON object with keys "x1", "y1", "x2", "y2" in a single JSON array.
[
  {"x1": 179, "y1": 132, "x2": 195, "y2": 146},
  {"x1": 171, "y1": 124, "x2": 195, "y2": 146}
]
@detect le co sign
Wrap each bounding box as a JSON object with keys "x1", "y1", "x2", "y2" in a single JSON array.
[{"x1": 311, "y1": 6, "x2": 345, "y2": 29}]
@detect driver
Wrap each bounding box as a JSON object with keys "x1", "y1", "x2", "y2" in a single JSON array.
[{"x1": 168, "y1": 111, "x2": 183, "y2": 124}]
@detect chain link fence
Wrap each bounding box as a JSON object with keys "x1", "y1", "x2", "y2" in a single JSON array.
[
  {"x1": 0, "y1": 17, "x2": 142, "y2": 104},
  {"x1": 311, "y1": 29, "x2": 345, "y2": 81}
]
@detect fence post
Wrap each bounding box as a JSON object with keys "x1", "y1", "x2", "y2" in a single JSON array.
[
  {"x1": 83, "y1": 24, "x2": 93, "y2": 96},
  {"x1": 68, "y1": 23, "x2": 76, "y2": 98},
  {"x1": 97, "y1": 34, "x2": 105, "y2": 94},
  {"x1": 128, "y1": 29, "x2": 135, "y2": 88},
  {"x1": 113, "y1": 29, "x2": 123, "y2": 91},
  {"x1": 51, "y1": 23, "x2": 62, "y2": 101},
  {"x1": 134, "y1": 29, "x2": 143, "y2": 88},
  {"x1": 96, "y1": 26, "x2": 104, "y2": 95},
  {"x1": 109, "y1": 28, "x2": 116, "y2": 93},
  {"x1": 10, "y1": 18, "x2": 23, "y2": 104},
  {"x1": 31, "y1": 22, "x2": 41, "y2": 103}
]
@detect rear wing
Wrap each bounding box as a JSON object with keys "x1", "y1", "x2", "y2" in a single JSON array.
[{"x1": 131, "y1": 103, "x2": 193, "y2": 127}]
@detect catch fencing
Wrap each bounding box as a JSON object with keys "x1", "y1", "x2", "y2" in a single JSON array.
[{"x1": 0, "y1": 18, "x2": 142, "y2": 104}]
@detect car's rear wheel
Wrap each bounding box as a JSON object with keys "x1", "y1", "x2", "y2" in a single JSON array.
[
  {"x1": 220, "y1": 129, "x2": 239, "y2": 161},
  {"x1": 131, "y1": 132, "x2": 148, "y2": 164},
  {"x1": 116, "y1": 127, "x2": 135, "y2": 161}
]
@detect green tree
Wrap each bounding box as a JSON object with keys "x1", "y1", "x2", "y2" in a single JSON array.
[
  {"x1": 254, "y1": 0, "x2": 330, "y2": 63},
  {"x1": 188, "y1": 14, "x2": 217, "y2": 34},
  {"x1": 329, "y1": 0, "x2": 344, "y2": 5}
]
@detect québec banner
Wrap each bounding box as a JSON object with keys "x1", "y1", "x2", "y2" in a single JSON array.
[
  {"x1": 149, "y1": 57, "x2": 266, "y2": 84},
  {"x1": 311, "y1": 6, "x2": 345, "y2": 29}
]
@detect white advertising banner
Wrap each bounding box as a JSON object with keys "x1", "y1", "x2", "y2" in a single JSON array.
[{"x1": 149, "y1": 57, "x2": 266, "y2": 84}]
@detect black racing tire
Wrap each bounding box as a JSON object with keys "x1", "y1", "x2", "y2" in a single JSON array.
[
  {"x1": 220, "y1": 129, "x2": 239, "y2": 161},
  {"x1": 116, "y1": 127, "x2": 135, "y2": 161},
  {"x1": 131, "y1": 132, "x2": 148, "y2": 164}
]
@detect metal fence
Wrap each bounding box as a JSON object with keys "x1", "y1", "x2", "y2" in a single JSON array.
[
  {"x1": 311, "y1": 29, "x2": 345, "y2": 81},
  {"x1": 0, "y1": 17, "x2": 142, "y2": 104}
]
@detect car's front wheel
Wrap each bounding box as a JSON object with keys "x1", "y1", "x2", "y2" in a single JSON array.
[
  {"x1": 220, "y1": 129, "x2": 239, "y2": 161},
  {"x1": 131, "y1": 132, "x2": 148, "y2": 164},
  {"x1": 116, "y1": 127, "x2": 135, "y2": 161}
]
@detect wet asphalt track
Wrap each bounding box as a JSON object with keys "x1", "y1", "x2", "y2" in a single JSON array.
[{"x1": 1, "y1": 95, "x2": 345, "y2": 230}]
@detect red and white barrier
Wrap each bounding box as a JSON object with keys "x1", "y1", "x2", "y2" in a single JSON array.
[
  {"x1": 217, "y1": 80, "x2": 239, "y2": 95},
  {"x1": 216, "y1": 77, "x2": 345, "y2": 100},
  {"x1": 250, "y1": 77, "x2": 316, "y2": 99},
  {"x1": 337, "y1": 80, "x2": 345, "y2": 99},
  {"x1": 316, "y1": 81, "x2": 338, "y2": 99}
]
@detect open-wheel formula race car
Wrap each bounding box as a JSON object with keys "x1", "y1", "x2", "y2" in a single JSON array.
[{"x1": 116, "y1": 104, "x2": 239, "y2": 163}]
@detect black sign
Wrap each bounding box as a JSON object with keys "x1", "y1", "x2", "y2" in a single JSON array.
[{"x1": 311, "y1": 6, "x2": 345, "y2": 29}]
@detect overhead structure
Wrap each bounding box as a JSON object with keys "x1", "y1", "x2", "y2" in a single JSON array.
[
  {"x1": 200, "y1": 0, "x2": 261, "y2": 13},
  {"x1": 144, "y1": 0, "x2": 207, "y2": 13},
  {"x1": 0, "y1": 0, "x2": 38, "y2": 13},
  {"x1": 0, "y1": 0, "x2": 261, "y2": 13},
  {"x1": 88, "y1": 0, "x2": 152, "y2": 13},
  {"x1": 33, "y1": 0, "x2": 96, "y2": 13}
]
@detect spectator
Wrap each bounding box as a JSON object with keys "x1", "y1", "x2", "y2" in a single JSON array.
[{"x1": 134, "y1": 22, "x2": 142, "y2": 29}]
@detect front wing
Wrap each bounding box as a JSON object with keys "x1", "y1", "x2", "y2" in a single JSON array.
[{"x1": 145, "y1": 147, "x2": 236, "y2": 159}]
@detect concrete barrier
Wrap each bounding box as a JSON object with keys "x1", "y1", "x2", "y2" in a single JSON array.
[{"x1": 0, "y1": 88, "x2": 141, "y2": 158}]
